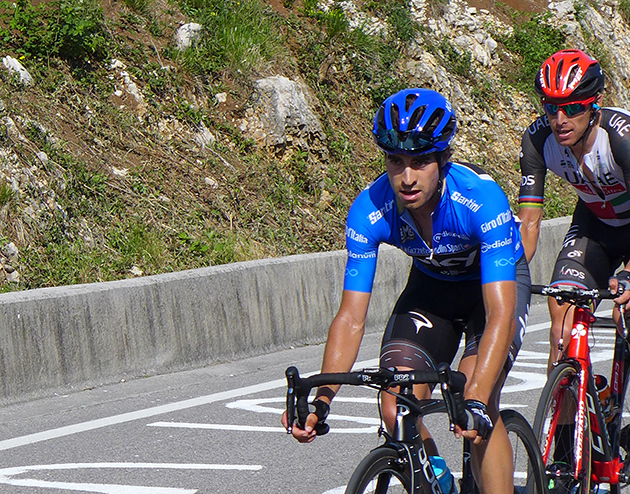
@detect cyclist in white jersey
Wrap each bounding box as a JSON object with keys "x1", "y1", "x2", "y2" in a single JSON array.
[
  {"x1": 518, "y1": 49, "x2": 630, "y2": 371},
  {"x1": 282, "y1": 88, "x2": 531, "y2": 494}
]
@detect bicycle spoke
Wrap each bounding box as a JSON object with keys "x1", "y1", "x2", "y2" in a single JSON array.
[
  {"x1": 344, "y1": 447, "x2": 411, "y2": 494},
  {"x1": 502, "y1": 409, "x2": 547, "y2": 494}
]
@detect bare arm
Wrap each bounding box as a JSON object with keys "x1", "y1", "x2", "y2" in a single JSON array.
[
  {"x1": 282, "y1": 289, "x2": 371, "y2": 441},
  {"x1": 316, "y1": 290, "x2": 371, "y2": 400},
  {"x1": 464, "y1": 280, "x2": 517, "y2": 405},
  {"x1": 518, "y1": 206, "x2": 543, "y2": 263}
]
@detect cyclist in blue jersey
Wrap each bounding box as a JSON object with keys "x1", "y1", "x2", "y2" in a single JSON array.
[
  {"x1": 518, "y1": 49, "x2": 630, "y2": 372},
  {"x1": 282, "y1": 88, "x2": 531, "y2": 494}
]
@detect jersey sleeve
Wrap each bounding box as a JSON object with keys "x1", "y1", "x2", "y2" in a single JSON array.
[
  {"x1": 343, "y1": 193, "x2": 383, "y2": 293},
  {"x1": 604, "y1": 109, "x2": 630, "y2": 194},
  {"x1": 474, "y1": 181, "x2": 523, "y2": 284},
  {"x1": 519, "y1": 119, "x2": 548, "y2": 210}
]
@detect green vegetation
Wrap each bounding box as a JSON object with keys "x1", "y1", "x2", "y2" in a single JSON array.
[
  {"x1": 0, "y1": 0, "x2": 110, "y2": 66},
  {"x1": 500, "y1": 12, "x2": 565, "y2": 95},
  {"x1": 0, "y1": 0, "x2": 584, "y2": 291},
  {"x1": 177, "y1": 0, "x2": 283, "y2": 76},
  {"x1": 438, "y1": 40, "x2": 473, "y2": 79}
]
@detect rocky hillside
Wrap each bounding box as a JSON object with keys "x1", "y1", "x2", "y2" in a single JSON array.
[{"x1": 0, "y1": 0, "x2": 627, "y2": 290}]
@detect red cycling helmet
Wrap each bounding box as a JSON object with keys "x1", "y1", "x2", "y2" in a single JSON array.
[{"x1": 535, "y1": 49, "x2": 604, "y2": 101}]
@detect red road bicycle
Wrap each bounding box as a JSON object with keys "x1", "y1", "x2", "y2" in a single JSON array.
[{"x1": 532, "y1": 284, "x2": 630, "y2": 494}]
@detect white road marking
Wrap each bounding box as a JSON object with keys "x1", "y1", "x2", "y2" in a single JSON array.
[
  {"x1": 0, "y1": 462, "x2": 262, "y2": 493},
  {"x1": 148, "y1": 422, "x2": 379, "y2": 434},
  {"x1": 0, "y1": 357, "x2": 380, "y2": 452}
]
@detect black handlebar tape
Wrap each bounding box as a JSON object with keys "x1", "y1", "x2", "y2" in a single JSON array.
[{"x1": 531, "y1": 284, "x2": 616, "y2": 300}]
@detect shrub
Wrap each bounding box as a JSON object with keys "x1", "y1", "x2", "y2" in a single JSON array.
[
  {"x1": 0, "y1": 0, "x2": 110, "y2": 66},
  {"x1": 501, "y1": 12, "x2": 565, "y2": 93},
  {"x1": 178, "y1": 0, "x2": 282, "y2": 76}
]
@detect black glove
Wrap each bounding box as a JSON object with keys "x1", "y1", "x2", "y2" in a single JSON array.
[
  {"x1": 309, "y1": 398, "x2": 330, "y2": 435},
  {"x1": 614, "y1": 271, "x2": 630, "y2": 296},
  {"x1": 464, "y1": 399, "x2": 493, "y2": 439}
]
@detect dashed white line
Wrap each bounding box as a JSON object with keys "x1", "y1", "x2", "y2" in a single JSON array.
[{"x1": 0, "y1": 462, "x2": 262, "y2": 493}]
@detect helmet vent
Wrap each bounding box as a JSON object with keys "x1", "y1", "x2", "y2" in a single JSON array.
[
  {"x1": 567, "y1": 65, "x2": 580, "y2": 86},
  {"x1": 405, "y1": 93, "x2": 418, "y2": 111},
  {"x1": 408, "y1": 105, "x2": 427, "y2": 131},
  {"x1": 376, "y1": 105, "x2": 386, "y2": 132},
  {"x1": 423, "y1": 108, "x2": 445, "y2": 134},
  {"x1": 544, "y1": 64, "x2": 551, "y2": 88},
  {"x1": 390, "y1": 103, "x2": 400, "y2": 131},
  {"x1": 555, "y1": 59, "x2": 564, "y2": 89}
]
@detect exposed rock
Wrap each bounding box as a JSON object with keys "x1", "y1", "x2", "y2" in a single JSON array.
[
  {"x1": 194, "y1": 123, "x2": 216, "y2": 150},
  {"x1": 2, "y1": 56, "x2": 33, "y2": 86},
  {"x1": 175, "y1": 23, "x2": 203, "y2": 50},
  {"x1": 0, "y1": 242, "x2": 19, "y2": 282},
  {"x1": 239, "y1": 76, "x2": 329, "y2": 162},
  {"x1": 109, "y1": 59, "x2": 147, "y2": 118}
]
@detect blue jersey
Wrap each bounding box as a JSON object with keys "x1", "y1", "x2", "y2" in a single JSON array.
[{"x1": 344, "y1": 161, "x2": 524, "y2": 293}]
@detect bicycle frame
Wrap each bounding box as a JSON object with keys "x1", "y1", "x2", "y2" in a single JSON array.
[
  {"x1": 390, "y1": 384, "x2": 454, "y2": 493},
  {"x1": 285, "y1": 364, "x2": 470, "y2": 494},
  {"x1": 543, "y1": 290, "x2": 630, "y2": 487}
]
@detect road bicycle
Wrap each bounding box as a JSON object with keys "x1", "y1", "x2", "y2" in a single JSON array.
[
  {"x1": 531, "y1": 284, "x2": 630, "y2": 494},
  {"x1": 285, "y1": 363, "x2": 547, "y2": 494}
]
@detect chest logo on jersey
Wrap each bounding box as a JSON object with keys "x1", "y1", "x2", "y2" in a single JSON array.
[
  {"x1": 450, "y1": 191, "x2": 482, "y2": 212},
  {"x1": 400, "y1": 224, "x2": 416, "y2": 243},
  {"x1": 368, "y1": 200, "x2": 394, "y2": 225},
  {"x1": 415, "y1": 249, "x2": 479, "y2": 276},
  {"x1": 563, "y1": 169, "x2": 622, "y2": 188}
]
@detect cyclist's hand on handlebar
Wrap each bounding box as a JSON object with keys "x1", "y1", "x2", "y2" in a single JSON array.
[
  {"x1": 609, "y1": 271, "x2": 630, "y2": 305},
  {"x1": 454, "y1": 399, "x2": 494, "y2": 444},
  {"x1": 281, "y1": 399, "x2": 330, "y2": 443},
  {"x1": 281, "y1": 409, "x2": 318, "y2": 443}
]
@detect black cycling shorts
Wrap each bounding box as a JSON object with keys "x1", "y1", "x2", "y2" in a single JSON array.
[
  {"x1": 551, "y1": 200, "x2": 630, "y2": 289},
  {"x1": 379, "y1": 256, "x2": 531, "y2": 375}
]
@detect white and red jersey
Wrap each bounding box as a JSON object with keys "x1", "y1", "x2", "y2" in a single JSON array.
[{"x1": 519, "y1": 108, "x2": 630, "y2": 226}]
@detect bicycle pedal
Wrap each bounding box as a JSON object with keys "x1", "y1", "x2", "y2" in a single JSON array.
[{"x1": 546, "y1": 462, "x2": 574, "y2": 494}]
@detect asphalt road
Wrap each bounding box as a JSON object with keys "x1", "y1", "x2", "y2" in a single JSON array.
[{"x1": 0, "y1": 298, "x2": 618, "y2": 494}]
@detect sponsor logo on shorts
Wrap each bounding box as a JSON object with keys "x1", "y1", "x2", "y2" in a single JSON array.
[
  {"x1": 560, "y1": 265, "x2": 586, "y2": 280},
  {"x1": 409, "y1": 311, "x2": 433, "y2": 334}
]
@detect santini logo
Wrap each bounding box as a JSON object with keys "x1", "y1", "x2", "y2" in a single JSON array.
[{"x1": 450, "y1": 191, "x2": 482, "y2": 212}]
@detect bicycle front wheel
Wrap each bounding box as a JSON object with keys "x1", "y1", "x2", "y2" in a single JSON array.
[
  {"x1": 344, "y1": 446, "x2": 411, "y2": 494},
  {"x1": 502, "y1": 409, "x2": 547, "y2": 494},
  {"x1": 533, "y1": 362, "x2": 591, "y2": 494}
]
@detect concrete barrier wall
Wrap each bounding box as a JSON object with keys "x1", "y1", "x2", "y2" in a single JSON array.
[{"x1": 0, "y1": 217, "x2": 570, "y2": 404}]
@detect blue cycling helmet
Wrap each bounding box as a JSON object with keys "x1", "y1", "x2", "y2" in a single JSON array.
[{"x1": 373, "y1": 88, "x2": 457, "y2": 155}]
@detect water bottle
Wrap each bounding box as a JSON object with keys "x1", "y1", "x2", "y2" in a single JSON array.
[
  {"x1": 595, "y1": 374, "x2": 612, "y2": 420},
  {"x1": 429, "y1": 455, "x2": 457, "y2": 494}
]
